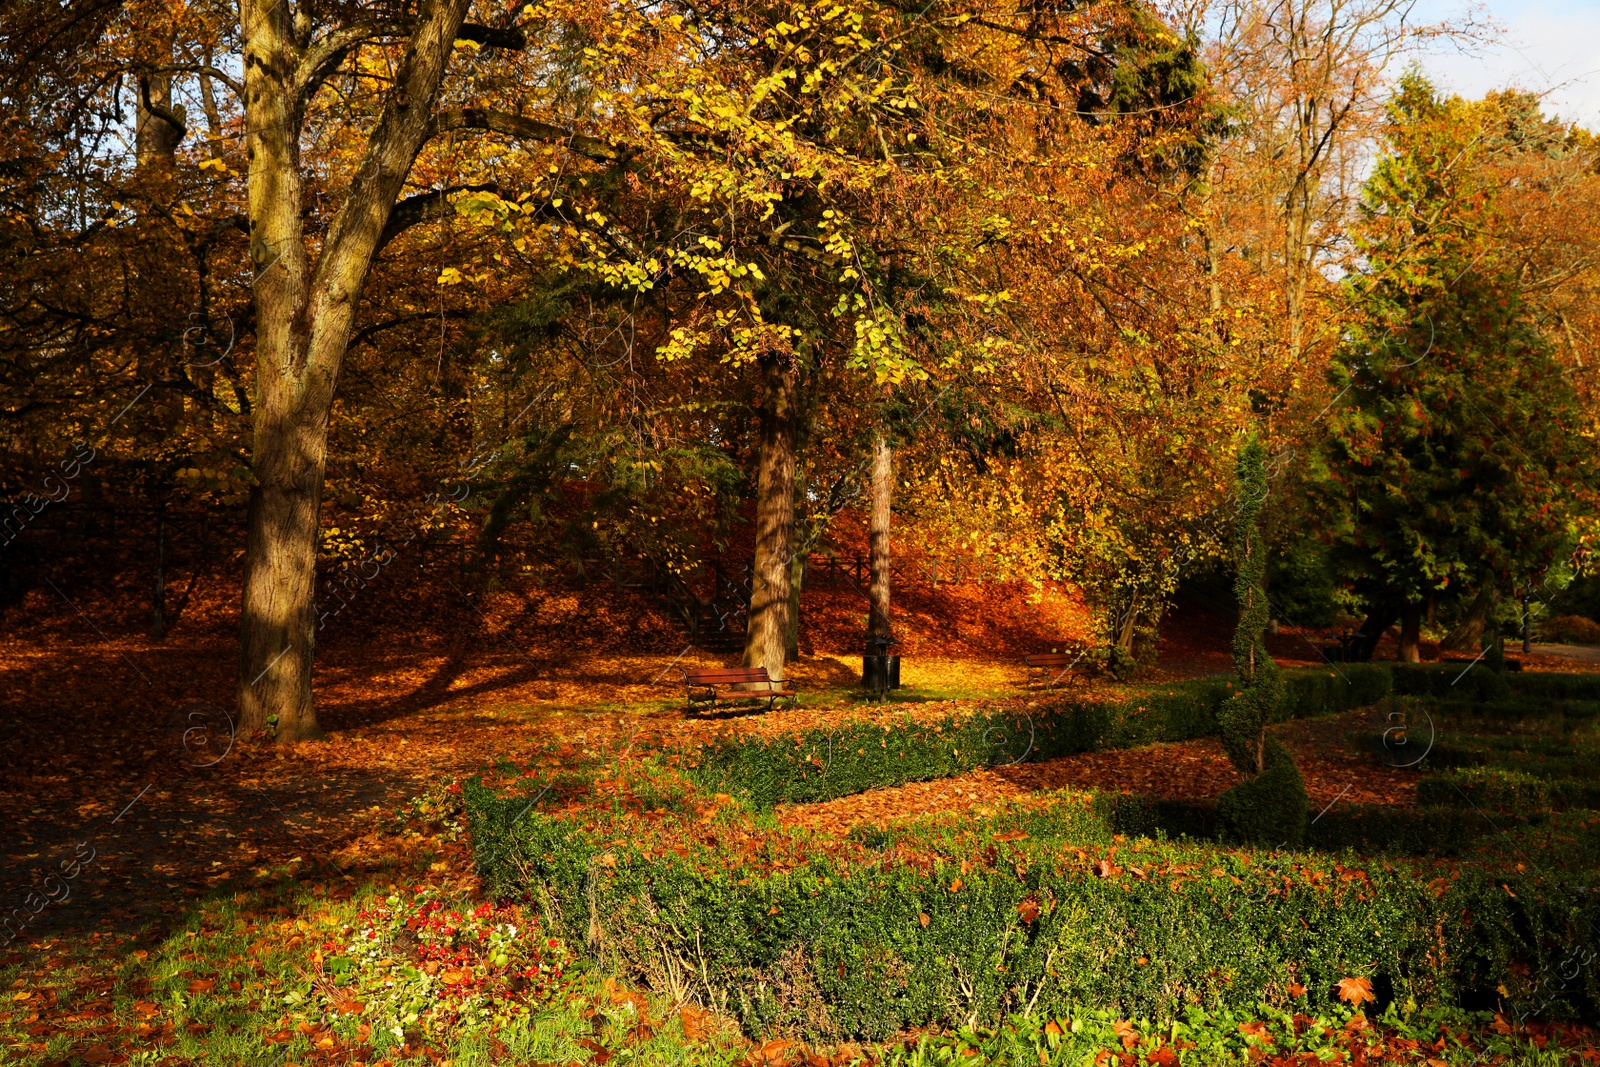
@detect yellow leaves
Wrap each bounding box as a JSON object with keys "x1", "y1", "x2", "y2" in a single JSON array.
[{"x1": 436, "y1": 267, "x2": 489, "y2": 286}]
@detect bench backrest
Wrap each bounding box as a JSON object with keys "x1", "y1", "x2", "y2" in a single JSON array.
[
  {"x1": 1025, "y1": 653, "x2": 1079, "y2": 667},
  {"x1": 685, "y1": 667, "x2": 772, "y2": 685}
]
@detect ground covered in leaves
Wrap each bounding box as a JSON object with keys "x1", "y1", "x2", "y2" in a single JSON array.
[{"x1": 5, "y1": 569, "x2": 1600, "y2": 1065}]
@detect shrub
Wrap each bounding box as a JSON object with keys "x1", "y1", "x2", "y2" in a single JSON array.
[
  {"x1": 466, "y1": 784, "x2": 1600, "y2": 1039},
  {"x1": 1216, "y1": 738, "x2": 1309, "y2": 848},
  {"x1": 686, "y1": 668, "x2": 1388, "y2": 807},
  {"x1": 1538, "y1": 615, "x2": 1600, "y2": 645},
  {"x1": 1417, "y1": 767, "x2": 1600, "y2": 813},
  {"x1": 1508, "y1": 673, "x2": 1600, "y2": 702},
  {"x1": 1390, "y1": 663, "x2": 1512, "y2": 702}
]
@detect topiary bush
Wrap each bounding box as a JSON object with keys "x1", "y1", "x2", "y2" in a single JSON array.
[{"x1": 1215, "y1": 436, "x2": 1307, "y2": 845}]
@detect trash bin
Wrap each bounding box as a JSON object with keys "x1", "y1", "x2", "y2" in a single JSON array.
[{"x1": 862, "y1": 634, "x2": 901, "y2": 692}]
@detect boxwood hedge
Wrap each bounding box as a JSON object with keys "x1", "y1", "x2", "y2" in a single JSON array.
[
  {"x1": 689, "y1": 665, "x2": 1392, "y2": 807},
  {"x1": 466, "y1": 783, "x2": 1600, "y2": 1039}
]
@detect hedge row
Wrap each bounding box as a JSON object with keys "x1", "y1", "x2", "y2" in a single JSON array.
[
  {"x1": 466, "y1": 783, "x2": 1600, "y2": 1039},
  {"x1": 1417, "y1": 767, "x2": 1600, "y2": 812},
  {"x1": 689, "y1": 665, "x2": 1392, "y2": 807},
  {"x1": 1389, "y1": 663, "x2": 1600, "y2": 703},
  {"x1": 1092, "y1": 793, "x2": 1525, "y2": 858}
]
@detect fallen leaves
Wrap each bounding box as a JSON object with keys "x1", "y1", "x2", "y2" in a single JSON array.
[
  {"x1": 679, "y1": 1004, "x2": 713, "y2": 1041},
  {"x1": 1336, "y1": 976, "x2": 1375, "y2": 1006}
]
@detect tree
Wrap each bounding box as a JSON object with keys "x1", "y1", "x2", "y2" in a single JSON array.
[
  {"x1": 1216, "y1": 435, "x2": 1307, "y2": 846},
  {"x1": 1321, "y1": 76, "x2": 1599, "y2": 661},
  {"x1": 867, "y1": 434, "x2": 893, "y2": 640}
]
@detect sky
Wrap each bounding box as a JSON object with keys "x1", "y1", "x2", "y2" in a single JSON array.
[{"x1": 1410, "y1": 0, "x2": 1600, "y2": 127}]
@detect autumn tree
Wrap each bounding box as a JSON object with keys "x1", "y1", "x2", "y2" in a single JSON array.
[{"x1": 1321, "y1": 75, "x2": 1599, "y2": 660}]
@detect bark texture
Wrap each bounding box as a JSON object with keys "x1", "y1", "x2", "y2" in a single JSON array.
[
  {"x1": 1398, "y1": 600, "x2": 1422, "y2": 662},
  {"x1": 741, "y1": 356, "x2": 799, "y2": 681},
  {"x1": 237, "y1": 0, "x2": 472, "y2": 742},
  {"x1": 868, "y1": 436, "x2": 893, "y2": 639},
  {"x1": 1440, "y1": 575, "x2": 1499, "y2": 653}
]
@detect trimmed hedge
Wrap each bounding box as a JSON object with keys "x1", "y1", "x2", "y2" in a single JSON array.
[
  {"x1": 1417, "y1": 767, "x2": 1600, "y2": 812},
  {"x1": 467, "y1": 783, "x2": 1600, "y2": 1038},
  {"x1": 689, "y1": 665, "x2": 1392, "y2": 807},
  {"x1": 1509, "y1": 673, "x2": 1600, "y2": 702},
  {"x1": 1389, "y1": 663, "x2": 1513, "y2": 702}
]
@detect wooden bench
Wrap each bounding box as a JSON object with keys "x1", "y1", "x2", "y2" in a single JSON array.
[
  {"x1": 1025, "y1": 648, "x2": 1089, "y2": 689},
  {"x1": 683, "y1": 666, "x2": 797, "y2": 713}
]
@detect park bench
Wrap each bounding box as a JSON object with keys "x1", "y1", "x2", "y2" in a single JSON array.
[
  {"x1": 1024, "y1": 647, "x2": 1089, "y2": 689},
  {"x1": 683, "y1": 666, "x2": 797, "y2": 713}
]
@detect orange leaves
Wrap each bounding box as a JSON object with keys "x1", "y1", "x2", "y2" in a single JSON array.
[
  {"x1": 1336, "y1": 975, "x2": 1375, "y2": 1006},
  {"x1": 1237, "y1": 1020, "x2": 1271, "y2": 1043},
  {"x1": 679, "y1": 1004, "x2": 713, "y2": 1041},
  {"x1": 1017, "y1": 897, "x2": 1041, "y2": 924},
  {"x1": 917, "y1": 912, "x2": 930, "y2": 927}
]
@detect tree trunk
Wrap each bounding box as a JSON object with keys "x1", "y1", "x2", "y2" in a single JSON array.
[
  {"x1": 785, "y1": 554, "x2": 805, "y2": 660},
  {"x1": 1398, "y1": 600, "x2": 1422, "y2": 663},
  {"x1": 868, "y1": 436, "x2": 892, "y2": 640},
  {"x1": 1351, "y1": 603, "x2": 1400, "y2": 661},
  {"x1": 1440, "y1": 574, "x2": 1498, "y2": 652},
  {"x1": 236, "y1": 0, "x2": 473, "y2": 742},
  {"x1": 742, "y1": 356, "x2": 799, "y2": 681},
  {"x1": 1521, "y1": 589, "x2": 1532, "y2": 654},
  {"x1": 135, "y1": 69, "x2": 183, "y2": 170}
]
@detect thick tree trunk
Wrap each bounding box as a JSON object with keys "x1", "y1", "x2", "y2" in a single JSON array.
[
  {"x1": 742, "y1": 356, "x2": 799, "y2": 681},
  {"x1": 1351, "y1": 603, "x2": 1400, "y2": 662},
  {"x1": 1398, "y1": 600, "x2": 1422, "y2": 663},
  {"x1": 868, "y1": 436, "x2": 892, "y2": 639},
  {"x1": 1440, "y1": 574, "x2": 1498, "y2": 652},
  {"x1": 236, "y1": 0, "x2": 473, "y2": 741}
]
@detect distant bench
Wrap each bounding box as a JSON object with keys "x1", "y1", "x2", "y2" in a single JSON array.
[
  {"x1": 1025, "y1": 647, "x2": 1089, "y2": 690},
  {"x1": 683, "y1": 666, "x2": 797, "y2": 713}
]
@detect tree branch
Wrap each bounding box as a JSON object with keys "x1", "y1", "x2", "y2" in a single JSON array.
[
  {"x1": 131, "y1": 63, "x2": 245, "y2": 97},
  {"x1": 426, "y1": 108, "x2": 627, "y2": 164},
  {"x1": 376, "y1": 183, "x2": 498, "y2": 252}
]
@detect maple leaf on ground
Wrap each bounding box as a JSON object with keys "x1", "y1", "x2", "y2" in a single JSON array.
[
  {"x1": 755, "y1": 1038, "x2": 791, "y2": 1065},
  {"x1": 1114, "y1": 1019, "x2": 1138, "y2": 1049},
  {"x1": 1287, "y1": 982, "x2": 1307, "y2": 997},
  {"x1": 1017, "y1": 898, "x2": 1041, "y2": 923},
  {"x1": 1335, "y1": 976, "x2": 1374, "y2": 1006},
  {"x1": 680, "y1": 1004, "x2": 712, "y2": 1042},
  {"x1": 1237, "y1": 1021, "x2": 1271, "y2": 1043}
]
